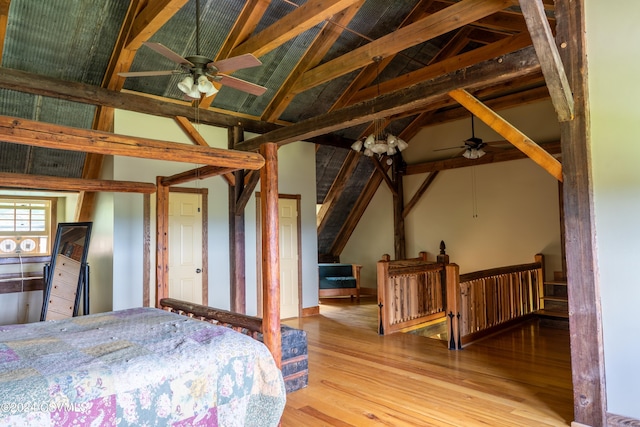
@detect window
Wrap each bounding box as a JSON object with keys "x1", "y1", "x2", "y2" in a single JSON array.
[{"x1": 0, "y1": 198, "x2": 53, "y2": 257}]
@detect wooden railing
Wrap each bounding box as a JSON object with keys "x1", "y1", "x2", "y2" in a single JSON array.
[
  {"x1": 377, "y1": 251, "x2": 447, "y2": 335},
  {"x1": 447, "y1": 254, "x2": 544, "y2": 348}
]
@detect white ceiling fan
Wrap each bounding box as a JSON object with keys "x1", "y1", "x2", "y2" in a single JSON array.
[{"x1": 118, "y1": 0, "x2": 266, "y2": 98}]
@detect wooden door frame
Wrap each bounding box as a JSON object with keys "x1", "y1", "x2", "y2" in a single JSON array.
[
  {"x1": 143, "y1": 187, "x2": 208, "y2": 307},
  {"x1": 256, "y1": 192, "x2": 302, "y2": 318}
]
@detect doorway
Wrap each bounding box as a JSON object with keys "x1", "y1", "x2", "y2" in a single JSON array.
[
  {"x1": 145, "y1": 188, "x2": 208, "y2": 307},
  {"x1": 256, "y1": 194, "x2": 302, "y2": 319}
]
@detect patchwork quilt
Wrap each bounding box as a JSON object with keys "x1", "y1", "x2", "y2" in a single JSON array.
[{"x1": 0, "y1": 307, "x2": 286, "y2": 426}]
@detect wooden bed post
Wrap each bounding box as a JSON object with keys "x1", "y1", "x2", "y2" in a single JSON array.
[
  {"x1": 155, "y1": 177, "x2": 170, "y2": 308},
  {"x1": 259, "y1": 143, "x2": 282, "y2": 368}
]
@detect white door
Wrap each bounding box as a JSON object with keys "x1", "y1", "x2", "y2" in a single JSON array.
[
  {"x1": 279, "y1": 198, "x2": 299, "y2": 319},
  {"x1": 257, "y1": 196, "x2": 300, "y2": 319},
  {"x1": 168, "y1": 192, "x2": 203, "y2": 304}
]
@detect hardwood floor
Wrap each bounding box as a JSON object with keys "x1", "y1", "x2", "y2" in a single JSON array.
[{"x1": 282, "y1": 299, "x2": 573, "y2": 426}]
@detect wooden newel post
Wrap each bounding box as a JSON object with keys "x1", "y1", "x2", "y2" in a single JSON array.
[
  {"x1": 535, "y1": 253, "x2": 545, "y2": 311},
  {"x1": 377, "y1": 254, "x2": 391, "y2": 335},
  {"x1": 445, "y1": 263, "x2": 460, "y2": 349},
  {"x1": 259, "y1": 143, "x2": 282, "y2": 368}
]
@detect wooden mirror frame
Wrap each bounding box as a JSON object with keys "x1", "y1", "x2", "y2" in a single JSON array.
[{"x1": 40, "y1": 222, "x2": 92, "y2": 321}]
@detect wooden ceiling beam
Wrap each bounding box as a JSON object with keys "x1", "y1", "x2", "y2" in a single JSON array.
[
  {"x1": 292, "y1": 0, "x2": 515, "y2": 94},
  {"x1": 0, "y1": 172, "x2": 156, "y2": 194},
  {"x1": 262, "y1": 0, "x2": 366, "y2": 121},
  {"x1": 0, "y1": 116, "x2": 265, "y2": 170},
  {"x1": 330, "y1": 0, "x2": 435, "y2": 111},
  {"x1": 349, "y1": 31, "x2": 532, "y2": 105},
  {"x1": 405, "y1": 141, "x2": 561, "y2": 175},
  {"x1": 0, "y1": 0, "x2": 10, "y2": 60},
  {"x1": 449, "y1": 88, "x2": 562, "y2": 180},
  {"x1": 230, "y1": 0, "x2": 362, "y2": 58},
  {"x1": 125, "y1": 0, "x2": 189, "y2": 51},
  {"x1": 317, "y1": 150, "x2": 359, "y2": 233},
  {"x1": 236, "y1": 46, "x2": 541, "y2": 151},
  {"x1": 0, "y1": 67, "x2": 279, "y2": 135},
  {"x1": 161, "y1": 165, "x2": 237, "y2": 186},
  {"x1": 199, "y1": 0, "x2": 271, "y2": 109},
  {"x1": 519, "y1": 0, "x2": 574, "y2": 121}
]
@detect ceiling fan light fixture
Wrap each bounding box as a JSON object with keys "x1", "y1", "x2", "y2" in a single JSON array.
[
  {"x1": 178, "y1": 76, "x2": 195, "y2": 94},
  {"x1": 351, "y1": 140, "x2": 363, "y2": 152},
  {"x1": 197, "y1": 75, "x2": 218, "y2": 97},
  {"x1": 463, "y1": 148, "x2": 487, "y2": 160}
]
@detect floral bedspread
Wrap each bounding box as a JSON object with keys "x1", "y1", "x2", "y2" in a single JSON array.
[{"x1": 0, "y1": 307, "x2": 286, "y2": 426}]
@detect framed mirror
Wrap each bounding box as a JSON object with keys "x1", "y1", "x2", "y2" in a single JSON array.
[{"x1": 40, "y1": 222, "x2": 92, "y2": 321}]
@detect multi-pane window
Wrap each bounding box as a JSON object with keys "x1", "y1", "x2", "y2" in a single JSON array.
[{"x1": 0, "y1": 199, "x2": 52, "y2": 257}]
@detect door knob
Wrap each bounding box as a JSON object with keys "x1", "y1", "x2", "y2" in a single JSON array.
[{"x1": 196, "y1": 268, "x2": 202, "y2": 273}]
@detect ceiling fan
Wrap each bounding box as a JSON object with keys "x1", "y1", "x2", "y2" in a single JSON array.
[
  {"x1": 118, "y1": 0, "x2": 266, "y2": 99},
  {"x1": 435, "y1": 115, "x2": 507, "y2": 159}
]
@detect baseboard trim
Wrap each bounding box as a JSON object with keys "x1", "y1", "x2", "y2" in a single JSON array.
[
  {"x1": 607, "y1": 412, "x2": 640, "y2": 426},
  {"x1": 302, "y1": 306, "x2": 320, "y2": 317}
]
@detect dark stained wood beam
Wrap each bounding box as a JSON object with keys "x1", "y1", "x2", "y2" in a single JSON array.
[
  {"x1": 161, "y1": 166, "x2": 237, "y2": 186},
  {"x1": 403, "y1": 171, "x2": 440, "y2": 218},
  {"x1": 519, "y1": 0, "x2": 574, "y2": 121},
  {"x1": 263, "y1": 0, "x2": 366, "y2": 121},
  {"x1": 555, "y1": 0, "x2": 606, "y2": 424},
  {"x1": 371, "y1": 156, "x2": 397, "y2": 196},
  {"x1": 349, "y1": 31, "x2": 532, "y2": 105},
  {"x1": 329, "y1": 163, "x2": 383, "y2": 257},
  {"x1": 0, "y1": 172, "x2": 156, "y2": 193},
  {"x1": 0, "y1": 67, "x2": 279, "y2": 136},
  {"x1": 236, "y1": 170, "x2": 260, "y2": 214},
  {"x1": 236, "y1": 46, "x2": 541, "y2": 151},
  {"x1": 230, "y1": 0, "x2": 362, "y2": 58},
  {"x1": 0, "y1": 116, "x2": 265, "y2": 170},
  {"x1": 229, "y1": 126, "x2": 246, "y2": 314},
  {"x1": 330, "y1": 0, "x2": 433, "y2": 111},
  {"x1": 448, "y1": 88, "x2": 562, "y2": 181},
  {"x1": 292, "y1": 0, "x2": 515, "y2": 94},
  {"x1": 405, "y1": 141, "x2": 561, "y2": 175},
  {"x1": 317, "y1": 150, "x2": 359, "y2": 233}
]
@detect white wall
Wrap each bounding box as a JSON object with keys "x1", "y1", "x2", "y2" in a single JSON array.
[
  {"x1": 110, "y1": 110, "x2": 317, "y2": 315},
  {"x1": 342, "y1": 100, "x2": 562, "y2": 289},
  {"x1": 587, "y1": 0, "x2": 640, "y2": 419}
]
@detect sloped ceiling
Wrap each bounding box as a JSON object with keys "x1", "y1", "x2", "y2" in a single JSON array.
[{"x1": 0, "y1": 0, "x2": 559, "y2": 258}]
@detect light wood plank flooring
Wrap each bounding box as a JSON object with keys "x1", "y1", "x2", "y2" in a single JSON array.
[{"x1": 282, "y1": 299, "x2": 573, "y2": 426}]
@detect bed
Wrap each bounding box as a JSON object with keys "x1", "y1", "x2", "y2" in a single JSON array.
[{"x1": 0, "y1": 307, "x2": 286, "y2": 426}]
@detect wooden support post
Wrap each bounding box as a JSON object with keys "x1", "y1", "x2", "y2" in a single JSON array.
[
  {"x1": 259, "y1": 143, "x2": 282, "y2": 367},
  {"x1": 392, "y1": 158, "x2": 406, "y2": 260},
  {"x1": 229, "y1": 126, "x2": 246, "y2": 314},
  {"x1": 155, "y1": 177, "x2": 170, "y2": 308},
  {"x1": 445, "y1": 263, "x2": 460, "y2": 349}
]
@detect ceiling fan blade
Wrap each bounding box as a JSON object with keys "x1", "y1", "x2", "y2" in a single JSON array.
[
  {"x1": 118, "y1": 70, "x2": 181, "y2": 77},
  {"x1": 218, "y1": 74, "x2": 267, "y2": 96},
  {"x1": 434, "y1": 145, "x2": 466, "y2": 152},
  {"x1": 210, "y1": 54, "x2": 262, "y2": 73},
  {"x1": 143, "y1": 42, "x2": 193, "y2": 67}
]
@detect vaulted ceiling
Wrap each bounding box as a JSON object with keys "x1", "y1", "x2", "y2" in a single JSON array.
[{"x1": 0, "y1": 0, "x2": 564, "y2": 259}]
